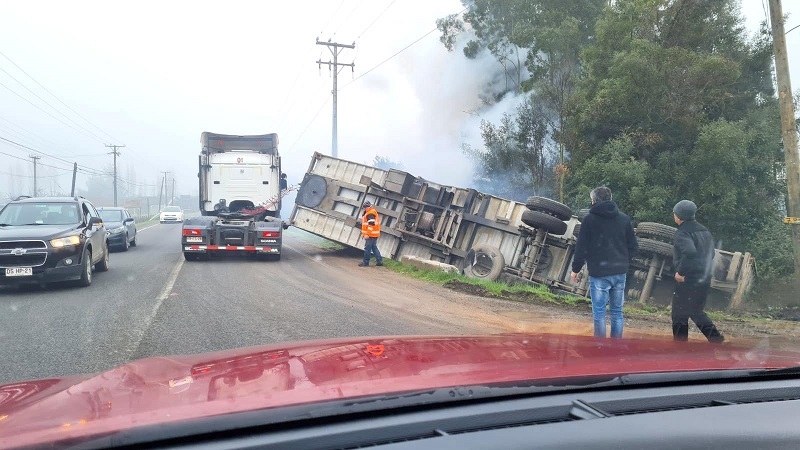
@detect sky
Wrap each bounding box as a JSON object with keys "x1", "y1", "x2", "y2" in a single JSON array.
[{"x1": 0, "y1": 0, "x2": 798, "y2": 211}]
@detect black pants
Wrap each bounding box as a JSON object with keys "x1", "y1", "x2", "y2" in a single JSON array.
[{"x1": 671, "y1": 282, "x2": 724, "y2": 343}]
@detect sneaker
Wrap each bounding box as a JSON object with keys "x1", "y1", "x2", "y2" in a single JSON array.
[
  {"x1": 358, "y1": 262, "x2": 369, "y2": 267},
  {"x1": 376, "y1": 262, "x2": 384, "y2": 266}
]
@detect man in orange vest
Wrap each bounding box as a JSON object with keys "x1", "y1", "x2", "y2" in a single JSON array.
[{"x1": 359, "y1": 200, "x2": 383, "y2": 267}]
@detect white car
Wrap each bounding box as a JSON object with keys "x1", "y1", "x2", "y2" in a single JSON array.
[{"x1": 160, "y1": 206, "x2": 184, "y2": 223}]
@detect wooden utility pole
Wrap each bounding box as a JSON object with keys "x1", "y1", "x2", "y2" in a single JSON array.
[
  {"x1": 105, "y1": 144, "x2": 124, "y2": 206},
  {"x1": 29, "y1": 155, "x2": 40, "y2": 196},
  {"x1": 769, "y1": 0, "x2": 800, "y2": 278},
  {"x1": 316, "y1": 38, "x2": 355, "y2": 158},
  {"x1": 70, "y1": 162, "x2": 77, "y2": 196}
]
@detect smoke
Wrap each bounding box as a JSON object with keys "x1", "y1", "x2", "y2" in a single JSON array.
[{"x1": 334, "y1": 33, "x2": 529, "y2": 193}]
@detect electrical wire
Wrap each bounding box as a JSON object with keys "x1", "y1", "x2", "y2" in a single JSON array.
[
  {"x1": 285, "y1": 94, "x2": 332, "y2": 153},
  {"x1": 356, "y1": 0, "x2": 396, "y2": 40},
  {"x1": 0, "y1": 50, "x2": 124, "y2": 144},
  {"x1": 0, "y1": 65, "x2": 108, "y2": 143}
]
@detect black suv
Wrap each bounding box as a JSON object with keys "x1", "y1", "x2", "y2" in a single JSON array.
[{"x1": 0, "y1": 196, "x2": 110, "y2": 288}]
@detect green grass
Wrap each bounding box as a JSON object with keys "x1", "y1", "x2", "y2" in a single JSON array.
[
  {"x1": 383, "y1": 259, "x2": 788, "y2": 325},
  {"x1": 383, "y1": 259, "x2": 575, "y2": 306}
]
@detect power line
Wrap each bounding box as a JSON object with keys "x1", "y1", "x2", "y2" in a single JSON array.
[
  {"x1": 0, "y1": 65, "x2": 108, "y2": 143},
  {"x1": 0, "y1": 50, "x2": 123, "y2": 144},
  {"x1": 286, "y1": 94, "x2": 332, "y2": 153},
  {"x1": 0, "y1": 135, "x2": 106, "y2": 176},
  {"x1": 341, "y1": 7, "x2": 468, "y2": 91},
  {"x1": 0, "y1": 80, "x2": 105, "y2": 144},
  {"x1": 319, "y1": 0, "x2": 347, "y2": 37},
  {"x1": 356, "y1": 0, "x2": 396, "y2": 40},
  {"x1": 0, "y1": 116, "x2": 87, "y2": 158}
]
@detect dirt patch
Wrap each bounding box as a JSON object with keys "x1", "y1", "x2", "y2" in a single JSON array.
[{"x1": 443, "y1": 280, "x2": 500, "y2": 298}]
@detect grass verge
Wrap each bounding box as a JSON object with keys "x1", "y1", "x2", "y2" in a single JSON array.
[{"x1": 382, "y1": 259, "x2": 772, "y2": 323}]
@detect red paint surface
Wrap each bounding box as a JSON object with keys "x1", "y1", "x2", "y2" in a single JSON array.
[{"x1": 1, "y1": 333, "x2": 798, "y2": 448}]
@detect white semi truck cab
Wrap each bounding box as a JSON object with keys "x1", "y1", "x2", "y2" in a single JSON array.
[{"x1": 182, "y1": 132, "x2": 288, "y2": 261}]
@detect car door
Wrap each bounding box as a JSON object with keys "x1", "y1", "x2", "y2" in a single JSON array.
[
  {"x1": 82, "y1": 202, "x2": 104, "y2": 263},
  {"x1": 124, "y1": 209, "x2": 136, "y2": 240}
]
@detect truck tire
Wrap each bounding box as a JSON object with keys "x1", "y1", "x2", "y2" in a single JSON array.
[
  {"x1": 577, "y1": 208, "x2": 590, "y2": 221},
  {"x1": 184, "y1": 252, "x2": 199, "y2": 261},
  {"x1": 637, "y1": 238, "x2": 673, "y2": 258},
  {"x1": 465, "y1": 244, "x2": 505, "y2": 281},
  {"x1": 525, "y1": 196, "x2": 572, "y2": 221},
  {"x1": 572, "y1": 223, "x2": 581, "y2": 238},
  {"x1": 636, "y1": 222, "x2": 677, "y2": 242},
  {"x1": 521, "y1": 210, "x2": 568, "y2": 235}
]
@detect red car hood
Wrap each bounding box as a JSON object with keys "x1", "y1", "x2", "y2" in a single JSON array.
[{"x1": 1, "y1": 333, "x2": 798, "y2": 448}]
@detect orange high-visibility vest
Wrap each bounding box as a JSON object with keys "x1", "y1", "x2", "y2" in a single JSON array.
[{"x1": 361, "y1": 206, "x2": 381, "y2": 238}]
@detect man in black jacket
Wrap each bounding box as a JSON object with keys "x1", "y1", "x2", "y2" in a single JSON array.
[
  {"x1": 571, "y1": 187, "x2": 638, "y2": 339},
  {"x1": 671, "y1": 200, "x2": 724, "y2": 343}
]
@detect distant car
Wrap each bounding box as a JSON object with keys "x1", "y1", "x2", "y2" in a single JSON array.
[
  {"x1": 0, "y1": 196, "x2": 110, "y2": 288},
  {"x1": 160, "y1": 206, "x2": 184, "y2": 224},
  {"x1": 97, "y1": 207, "x2": 137, "y2": 251}
]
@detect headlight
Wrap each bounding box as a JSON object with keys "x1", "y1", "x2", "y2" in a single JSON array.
[
  {"x1": 50, "y1": 235, "x2": 81, "y2": 248},
  {"x1": 109, "y1": 226, "x2": 126, "y2": 234}
]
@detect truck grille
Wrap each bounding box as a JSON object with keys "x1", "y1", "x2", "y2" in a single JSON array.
[
  {"x1": 0, "y1": 253, "x2": 47, "y2": 267},
  {"x1": 0, "y1": 240, "x2": 47, "y2": 250}
]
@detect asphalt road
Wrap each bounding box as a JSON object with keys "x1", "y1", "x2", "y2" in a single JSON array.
[{"x1": 0, "y1": 224, "x2": 519, "y2": 384}]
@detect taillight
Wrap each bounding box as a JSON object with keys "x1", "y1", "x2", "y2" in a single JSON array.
[
  {"x1": 262, "y1": 231, "x2": 280, "y2": 238},
  {"x1": 183, "y1": 229, "x2": 201, "y2": 236},
  {"x1": 191, "y1": 365, "x2": 212, "y2": 377}
]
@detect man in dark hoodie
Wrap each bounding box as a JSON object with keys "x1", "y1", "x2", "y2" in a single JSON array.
[
  {"x1": 671, "y1": 200, "x2": 724, "y2": 343},
  {"x1": 571, "y1": 187, "x2": 638, "y2": 338}
]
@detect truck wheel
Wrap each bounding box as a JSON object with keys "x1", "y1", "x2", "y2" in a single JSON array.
[
  {"x1": 184, "y1": 252, "x2": 199, "y2": 261},
  {"x1": 637, "y1": 238, "x2": 673, "y2": 258},
  {"x1": 521, "y1": 210, "x2": 568, "y2": 235},
  {"x1": 572, "y1": 223, "x2": 581, "y2": 238},
  {"x1": 636, "y1": 222, "x2": 677, "y2": 242},
  {"x1": 577, "y1": 208, "x2": 590, "y2": 221},
  {"x1": 525, "y1": 196, "x2": 572, "y2": 221},
  {"x1": 465, "y1": 244, "x2": 505, "y2": 281}
]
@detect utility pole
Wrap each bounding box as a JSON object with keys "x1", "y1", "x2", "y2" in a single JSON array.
[
  {"x1": 70, "y1": 162, "x2": 78, "y2": 197},
  {"x1": 316, "y1": 38, "x2": 355, "y2": 158},
  {"x1": 105, "y1": 144, "x2": 124, "y2": 206},
  {"x1": 159, "y1": 171, "x2": 169, "y2": 212},
  {"x1": 29, "y1": 155, "x2": 40, "y2": 196},
  {"x1": 769, "y1": 0, "x2": 800, "y2": 278},
  {"x1": 171, "y1": 178, "x2": 175, "y2": 206}
]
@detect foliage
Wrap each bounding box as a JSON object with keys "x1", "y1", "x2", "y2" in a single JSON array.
[{"x1": 465, "y1": 95, "x2": 555, "y2": 200}]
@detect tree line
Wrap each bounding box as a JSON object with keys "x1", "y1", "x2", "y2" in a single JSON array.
[{"x1": 438, "y1": 0, "x2": 794, "y2": 285}]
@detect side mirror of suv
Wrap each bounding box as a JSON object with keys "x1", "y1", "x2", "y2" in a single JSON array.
[
  {"x1": 88, "y1": 217, "x2": 104, "y2": 227},
  {"x1": 124, "y1": 218, "x2": 135, "y2": 224}
]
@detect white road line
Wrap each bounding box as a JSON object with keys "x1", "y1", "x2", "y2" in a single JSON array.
[
  {"x1": 158, "y1": 257, "x2": 185, "y2": 300},
  {"x1": 123, "y1": 257, "x2": 184, "y2": 357},
  {"x1": 137, "y1": 223, "x2": 161, "y2": 232}
]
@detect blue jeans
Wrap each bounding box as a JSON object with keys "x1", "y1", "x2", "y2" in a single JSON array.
[
  {"x1": 589, "y1": 274, "x2": 626, "y2": 338},
  {"x1": 363, "y1": 237, "x2": 383, "y2": 265}
]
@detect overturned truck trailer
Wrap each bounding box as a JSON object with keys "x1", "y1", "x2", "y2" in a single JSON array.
[{"x1": 290, "y1": 152, "x2": 755, "y2": 308}]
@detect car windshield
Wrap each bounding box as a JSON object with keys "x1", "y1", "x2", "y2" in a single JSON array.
[
  {"x1": 99, "y1": 210, "x2": 124, "y2": 222},
  {"x1": 1, "y1": 1, "x2": 800, "y2": 448},
  {"x1": 0, "y1": 202, "x2": 80, "y2": 226}
]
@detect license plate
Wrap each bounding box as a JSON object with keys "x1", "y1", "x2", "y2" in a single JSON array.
[
  {"x1": 186, "y1": 237, "x2": 203, "y2": 243},
  {"x1": 5, "y1": 267, "x2": 32, "y2": 277}
]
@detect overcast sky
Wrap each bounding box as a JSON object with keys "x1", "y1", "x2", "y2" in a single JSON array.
[{"x1": 0, "y1": 0, "x2": 797, "y2": 210}]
